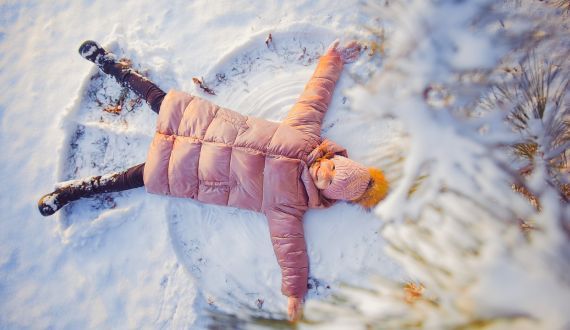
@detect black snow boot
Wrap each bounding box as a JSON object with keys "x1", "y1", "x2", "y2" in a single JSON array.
[
  {"x1": 78, "y1": 40, "x2": 131, "y2": 81},
  {"x1": 38, "y1": 176, "x2": 103, "y2": 216},
  {"x1": 38, "y1": 164, "x2": 145, "y2": 217}
]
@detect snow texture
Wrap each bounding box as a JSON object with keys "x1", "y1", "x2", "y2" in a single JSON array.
[
  {"x1": 304, "y1": 1, "x2": 570, "y2": 329},
  {"x1": 0, "y1": 1, "x2": 405, "y2": 328},
  {"x1": 3, "y1": 1, "x2": 567, "y2": 329}
]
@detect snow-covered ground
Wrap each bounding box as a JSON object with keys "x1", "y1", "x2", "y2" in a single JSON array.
[
  {"x1": 5, "y1": 1, "x2": 568, "y2": 329},
  {"x1": 0, "y1": 1, "x2": 405, "y2": 328}
]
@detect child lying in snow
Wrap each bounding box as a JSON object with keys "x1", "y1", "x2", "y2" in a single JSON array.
[{"x1": 38, "y1": 39, "x2": 389, "y2": 322}]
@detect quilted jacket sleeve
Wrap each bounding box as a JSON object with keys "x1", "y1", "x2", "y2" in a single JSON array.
[
  {"x1": 283, "y1": 54, "x2": 344, "y2": 140},
  {"x1": 265, "y1": 207, "x2": 309, "y2": 298}
]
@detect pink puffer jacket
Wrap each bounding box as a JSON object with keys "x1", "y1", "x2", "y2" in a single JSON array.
[{"x1": 143, "y1": 54, "x2": 345, "y2": 298}]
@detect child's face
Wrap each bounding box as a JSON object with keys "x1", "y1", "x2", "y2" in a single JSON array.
[{"x1": 309, "y1": 158, "x2": 336, "y2": 190}]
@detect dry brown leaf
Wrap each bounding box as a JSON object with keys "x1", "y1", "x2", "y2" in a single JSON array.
[
  {"x1": 192, "y1": 77, "x2": 216, "y2": 95},
  {"x1": 404, "y1": 282, "x2": 424, "y2": 304},
  {"x1": 103, "y1": 104, "x2": 122, "y2": 115}
]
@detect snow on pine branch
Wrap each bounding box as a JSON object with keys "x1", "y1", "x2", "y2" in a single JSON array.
[{"x1": 305, "y1": 1, "x2": 570, "y2": 329}]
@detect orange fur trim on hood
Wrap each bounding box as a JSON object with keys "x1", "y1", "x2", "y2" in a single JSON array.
[{"x1": 353, "y1": 168, "x2": 389, "y2": 208}]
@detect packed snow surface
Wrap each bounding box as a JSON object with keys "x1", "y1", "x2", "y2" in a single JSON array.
[{"x1": 0, "y1": 0, "x2": 405, "y2": 328}]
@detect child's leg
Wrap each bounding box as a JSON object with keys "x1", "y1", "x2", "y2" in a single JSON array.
[
  {"x1": 79, "y1": 40, "x2": 166, "y2": 114},
  {"x1": 120, "y1": 72, "x2": 166, "y2": 114},
  {"x1": 38, "y1": 163, "x2": 146, "y2": 216}
]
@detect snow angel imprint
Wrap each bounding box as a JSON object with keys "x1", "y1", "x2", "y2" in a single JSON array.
[{"x1": 38, "y1": 39, "x2": 390, "y2": 322}]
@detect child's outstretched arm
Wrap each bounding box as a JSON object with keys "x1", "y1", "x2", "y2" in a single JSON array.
[
  {"x1": 283, "y1": 40, "x2": 362, "y2": 140},
  {"x1": 265, "y1": 206, "x2": 308, "y2": 322}
]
